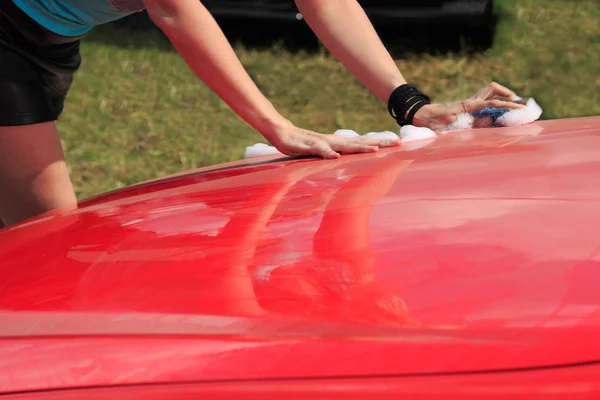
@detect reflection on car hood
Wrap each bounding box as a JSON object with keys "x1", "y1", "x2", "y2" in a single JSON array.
[{"x1": 1, "y1": 117, "x2": 600, "y2": 381}]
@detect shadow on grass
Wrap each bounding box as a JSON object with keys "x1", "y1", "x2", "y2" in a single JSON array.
[{"x1": 88, "y1": 11, "x2": 500, "y2": 58}]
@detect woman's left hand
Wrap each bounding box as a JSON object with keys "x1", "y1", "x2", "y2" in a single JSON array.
[
  {"x1": 412, "y1": 82, "x2": 525, "y2": 131},
  {"x1": 266, "y1": 120, "x2": 401, "y2": 160}
]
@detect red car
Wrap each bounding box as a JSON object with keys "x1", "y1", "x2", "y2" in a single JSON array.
[{"x1": 1, "y1": 116, "x2": 600, "y2": 399}]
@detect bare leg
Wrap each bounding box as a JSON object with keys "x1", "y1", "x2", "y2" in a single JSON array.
[{"x1": 0, "y1": 122, "x2": 77, "y2": 226}]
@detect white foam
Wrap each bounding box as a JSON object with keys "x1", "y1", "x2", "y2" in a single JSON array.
[
  {"x1": 400, "y1": 125, "x2": 436, "y2": 141},
  {"x1": 496, "y1": 98, "x2": 543, "y2": 126},
  {"x1": 399, "y1": 125, "x2": 437, "y2": 151},
  {"x1": 243, "y1": 143, "x2": 283, "y2": 159},
  {"x1": 363, "y1": 131, "x2": 399, "y2": 141},
  {"x1": 439, "y1": 113, "x2": 477, "y2": 133},
  {"x1": 333, "y1": 129, "x2": 360, "y2": 139}
]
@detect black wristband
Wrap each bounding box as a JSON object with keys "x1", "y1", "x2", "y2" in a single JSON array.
[
  {"x1": 402, "y1": 95, "x2": 427, "y2": 119},
  {"x1": 406, "y1": 99, "x2": 428, "y2": 126},
  {"x1": 387, "y1": 84, "x2": 418, "y2": 120},
  {"x1": 388, "y1": 84, "x2": 431, "y2": 126}
]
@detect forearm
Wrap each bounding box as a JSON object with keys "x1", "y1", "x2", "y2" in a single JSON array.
[
  {"x1": 295, "y1": 0, "x2": 406, "y2": 103},
  {"x1": 145, "y1": 0, "x2": 289, "y2": 139}
]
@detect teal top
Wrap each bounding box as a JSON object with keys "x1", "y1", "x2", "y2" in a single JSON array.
[{"x1": 13, "y1": 0, "x2": 146, "y2": 37}]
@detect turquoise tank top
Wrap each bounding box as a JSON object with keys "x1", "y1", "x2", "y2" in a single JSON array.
[{"x1": 13, "y1": 0, "x2": 146, "y2": 37}]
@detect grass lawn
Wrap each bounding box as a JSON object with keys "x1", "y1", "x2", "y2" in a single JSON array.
[{"x1": 59, "y1": 0, "x2": 600, "y2": 200}]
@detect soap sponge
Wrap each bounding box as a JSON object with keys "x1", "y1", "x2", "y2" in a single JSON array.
[{"x1": 439, "y1": 97, "x2": 543, "y2": 133}]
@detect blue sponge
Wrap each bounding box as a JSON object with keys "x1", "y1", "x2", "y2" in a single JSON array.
[{"x1": 472, "y1": 107, "x2": 510, "y2": 126}]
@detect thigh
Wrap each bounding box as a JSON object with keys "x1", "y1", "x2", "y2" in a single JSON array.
[
  {"x1": 0, "y1": 122, "x2": 77, "y2": 226},
  {"x1": 0, "y1": 3, "x2": 81, "y2": 225}
]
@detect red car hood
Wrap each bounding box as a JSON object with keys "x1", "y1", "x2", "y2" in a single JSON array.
[{"x1": 1, "y1": 117, "x2": 600, "y2": 390}]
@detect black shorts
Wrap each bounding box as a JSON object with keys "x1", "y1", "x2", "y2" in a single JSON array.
[{"x1": 0, "y1": 1, "x2": 85, "y2": 126}]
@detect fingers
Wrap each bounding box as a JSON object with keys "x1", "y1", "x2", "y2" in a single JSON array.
[
  {"x1": 327, "y1": 137, "x2": 379, "y2": 155},
  {"x1": 455, "y1": 99, "x2": 526, "y2": 114},
  {"x1": 359, "y1": 138, "x2": 401, "y2": 148},
  {"x1": 318, "y1": 147, "x2": 342, "y2": 159},
  {"x1": 277, "y1": 129, "x2": 401, "y2": 160},
  {"x1": 472, "y1": 82, "x2": 517, "y2": 101},
  {"x1": 283, "y1": 136, "x2": 345, "y2": 159},
  {"x1": 305, "y1": 134, "x2": 402, "y2": 159},
  {"x1": 309, "y1": 138, "x2": 384, "y2": 159},
  {"x1": 329, "y1": 135, "x2": 403, "y2": 153}
]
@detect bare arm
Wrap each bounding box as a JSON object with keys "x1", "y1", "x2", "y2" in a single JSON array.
[
  {"x1": 294, "y1": 0, "x2": 406, "y2": 103},
  {"x1": 295, "y1": 0, "x2": 524, "y2": 129},
  {"x1": 143, "y1": 0, "x2": 399, "y2": 158},
  {"x1": 144, "y1": 0, "x2": 289, "y2": 140}
]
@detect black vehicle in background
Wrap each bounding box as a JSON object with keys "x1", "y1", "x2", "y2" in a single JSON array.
[
  {"x1": 202, "y1": 0, "x2": 494, "y2": 29},
  {"x1": 113, "y1": 0, "x2": 496, "y2": 51}
]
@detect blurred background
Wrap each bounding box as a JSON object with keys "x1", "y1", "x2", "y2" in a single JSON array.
[{"x1": 60, "y1": 0, "x2": 599, "y2": 200}]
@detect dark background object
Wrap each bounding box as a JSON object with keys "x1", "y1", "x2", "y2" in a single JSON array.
[{"x1": 112, "y1": 0, "x2": 497, "y2": 54}]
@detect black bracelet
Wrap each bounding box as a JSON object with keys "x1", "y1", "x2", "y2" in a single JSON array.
[
  {"x1": 396, "y1": 94, "x2": 430, "y2": 126},
  {"x1": 389, "y1": 86, "x2": 416, "y2": 109},
  {"x1": 388, "y1": 84, "x2": 431, "y2": 126},
  {"x1": 387, "y1": 84, "x2": 419, "y2": 120},
  {"x1": 406, "y1": 99, "x2": 429, "y2": 126}
]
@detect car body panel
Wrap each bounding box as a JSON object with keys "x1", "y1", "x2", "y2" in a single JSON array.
[
  {"x1": 3, "y1": 362, "x2": 600, "y2": 399},
  {"x1": 1, "y1": 116, "x2": 600, "y2": 394}
]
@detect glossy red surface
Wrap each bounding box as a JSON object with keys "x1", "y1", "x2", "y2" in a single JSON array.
[
  {"x1": 1, "y1": 116, "x2": 600, "y2": 395},
  {"x1": 4, "y1": 363, "x2": 600, "y2": 399}
]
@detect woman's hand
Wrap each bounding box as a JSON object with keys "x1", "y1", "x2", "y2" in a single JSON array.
[
  {"x1": 467, "y1": 81, "x2": 523, "y2": 103},
  {"x1": 265, "y1": 120, "x2": 400, "y2": 160},
  {"x1": 412, "y1": 82, "x2": 526, "y2": 131}
]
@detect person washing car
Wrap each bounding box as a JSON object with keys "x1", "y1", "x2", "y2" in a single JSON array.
[{"x1": 0, "y1": 0, "x2": 524, "y2": 227}]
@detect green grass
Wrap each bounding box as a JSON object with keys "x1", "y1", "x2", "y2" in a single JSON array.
[{"x1": 59, "y1": 0, "x2": 600, "y2": 200}]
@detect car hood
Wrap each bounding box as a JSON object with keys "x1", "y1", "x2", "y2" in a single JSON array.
[{"x1": 1, "y1": 117, "x2": 600, "y2": 383}]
